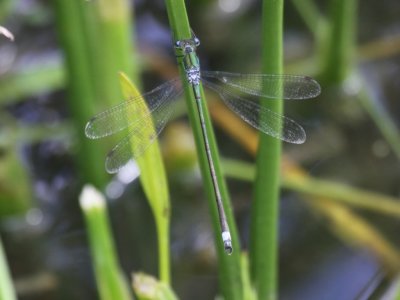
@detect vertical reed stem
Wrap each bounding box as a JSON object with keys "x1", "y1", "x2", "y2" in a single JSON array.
[
  {"x1": 53, "y1": 0, "x2": 134, "y2": 188},
  {"x1": 80, "y1": 186, "x2": 132, "y2": 300},
  {"x1": 164, "y1": 0, "x2": 243, "y2": 298},
  {"x1": 53, "y1": 0, "x2": 108, "y2": 187},
  {"x1": 250, "y1": 1, "x2": 284, "y2": 299},
  {"x1": 321, "y1": 0, "x2": 357, "y2": 83}
]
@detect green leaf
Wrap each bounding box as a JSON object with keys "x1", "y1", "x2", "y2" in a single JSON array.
[
  {"x1": 119, "y1": 72, "x2": 171, "y2": 284},
  {"x1": 0, "y1": 236, "x2": 17, "y2": 300}
]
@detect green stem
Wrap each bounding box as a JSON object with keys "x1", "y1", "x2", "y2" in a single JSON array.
[
  {"x1": 0, "y1": 236, "x2": 17, "y2": 300},
  {"x1": 290, "y1": 0, "x2": 321, "y2": 35},
  {"x1": 53, "y1": 0, "x2": 108, "y2": 188},
  {"x1": 80, "y1": 186, "x2": 132, "y2": 300},
  {"x1": 291, "y1": 0, "x2": 329, "y2": 69},
  {"x1": 163, "y1": 1, "x2": 243, "y2": 299},
  {"x1": 91, "y1": 0, "x2": 136, "y2": 106},
  {"x1": 320, "y1": 0, "x2": 358, "y2": 84},
  {"x1": 155, "y1": 222, "x2": 170, "y2": 284},
  {"x1": 53, "y1": 0, "x2": 134, "y2": 188},
  {"x1": 250, "y1": 1, "x2": 283, "y2": 298}
]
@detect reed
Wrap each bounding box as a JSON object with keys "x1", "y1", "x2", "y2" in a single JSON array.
[
  {"x1": 249, "y1": 0, "x2": 284, "y2": 299},
  {"x1": 163, "y1": 0, "x2": 243, "y2": 299},
  {"x1": 53, "y1": 0, "x2": 134, "y2": 188},
  {"x1": 80, "y1": 185, "x2": 132, "y2": 300}
]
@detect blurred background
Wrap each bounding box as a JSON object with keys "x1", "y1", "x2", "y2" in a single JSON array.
[{"x1": 0, "y1": 0, "x2": 400, "y2": 299}]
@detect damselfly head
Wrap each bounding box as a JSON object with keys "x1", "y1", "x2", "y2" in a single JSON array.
[{"x1": 174, "y1": 37, "x2": 199, "y2": 54}]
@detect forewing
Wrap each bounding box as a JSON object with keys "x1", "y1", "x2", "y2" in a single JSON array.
[
  {"x1": 105, "y1": 90, "x2": 182, "y2": 173},
  {"x1": 203, "y1": 79, "x2": 306, "y2": 144},
  {"x1": 85, "y1": 78, "x2": 181, "y2": 139},
  {"x1": 201, "y1": 71, "x2": 321, "y2": 100}
]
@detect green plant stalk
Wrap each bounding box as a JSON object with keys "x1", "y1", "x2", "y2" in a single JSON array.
[
  {"x1": 53, "y1": 0, "x2": 108, "y2": 188},
  {"x1": 290, "y1": 0, "x2": 321, "y2": 35},
  {"x1": 321, "y1": 0, "x2": 358, "y2": 84},
  {"x1": 0, "y1": 236, "x2": 17, "y2": 300},
  {"x1": 221, "y1": 158, "x2": 400, "y2": 217},
  {"x1": 90, "y1": 0, "x2": 136, "y2": 107},
  {"x1": 80, "y1": 186, "x2": 132, "y2": 300},
  {"x1": 291, "y1": 0, "x2": 329, "y2": 65},
  {"x1": 164, "y1": 0, "x2": 243, "y2": 299},
  {"x1": 155, "y1": 220, "x2": 170, "y2": 284},
  {"x1": 54, "y1": 0, "x2": 134, "y2": 188},
  {"x1": 249, "y1": 1, "x2": 283, "y2": 298}
]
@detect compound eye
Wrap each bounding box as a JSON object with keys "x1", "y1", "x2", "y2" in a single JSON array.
[
  {"x1": 174, "y1": 40, "x2": 181, "y2": 48},
  {"x1": 194, "y1": 37, "x2": 200, "y2": 46}
]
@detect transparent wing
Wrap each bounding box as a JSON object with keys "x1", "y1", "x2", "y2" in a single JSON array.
[
  {"x1": 202, "y1": 79, "x2": 306, "y2": 144},
  {"x1": 201, "y1": 71, "x2": 321, "y2": 100},
  {"x1": 85, "y1": 78, "x2": 181, "y2": 139},
  {"x1": 105, "y1": 89, "x2": 183, "y2": 173}
]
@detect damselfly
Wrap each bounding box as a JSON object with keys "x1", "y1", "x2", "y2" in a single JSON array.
[{"x1": 85, "y1": 36, "x2": 321, "y2": 254}]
